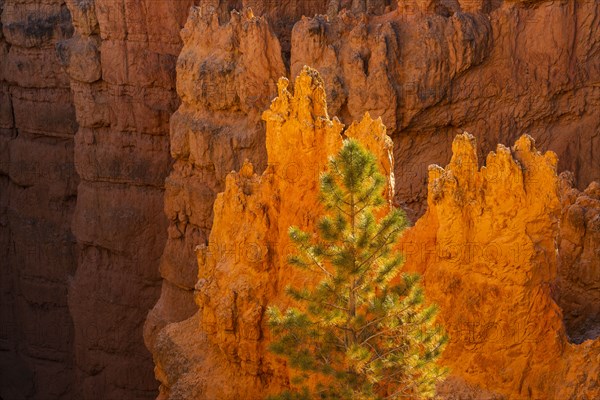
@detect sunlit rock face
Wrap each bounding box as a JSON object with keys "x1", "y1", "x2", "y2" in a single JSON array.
[
  {"x1": 149, "y1": 4, "x2": 600, "y2": 360},
  {"x1": 152, "y1": 66, "x2": 395, "y2": 399},
  {"x1": 401, "y1": 133, "x2": 599, "y2": 399},
  {"x1": 145, "y1": 2, "x2": 600, "y2": 397},
  {"x1": 150, "y1": 66, "x2": 600, "y2": 399}
]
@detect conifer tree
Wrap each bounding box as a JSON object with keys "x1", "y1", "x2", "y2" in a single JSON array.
[{"x1": 267, "y1": 139, "x2": 448, "y2": 400}]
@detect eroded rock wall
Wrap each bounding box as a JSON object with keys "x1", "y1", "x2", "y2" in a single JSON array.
[
  {"x1": 291, "y1": 0, "x2": 600, "y2": 218},
  {"x1": 143, "y1": 5, "x2": 287, "y2": 363},
  {"x1": 153, "y1": 66, "x2": 600, "y2": 399},
  {"x1": 2, "y1": 0, "x2": 599, "y2": 398},
  {"x1": 0, "y1": 1, "x2": 375, "y2": 398},
  {"x1": 152, "y1": 66, "x2": 397, "y2": 399},
  {"x1": 0, "y1": 0, "x2": 78, "y2": 398},
  {"x1": 58, "y1": 0, "x2": 195, "y2": 398},
  {"x1": 62, "y1": 0, "x2": 331, "y2": 397},
  {"x1": 144, "y1": 0, "x2": 411, "y2": 354},
  {"x1": 147, "y1": 1, "x2": 600, "y2": 398}
]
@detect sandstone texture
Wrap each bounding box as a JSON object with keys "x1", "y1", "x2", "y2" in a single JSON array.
[
  {"x1": 152, "y1": 66, "x2": 600, "y2": 399},
  {"x1": 143, "y1": 5, "x2": 286, "y2": 364},
  {"x1": 290, "y1": 0, "x2": 600, "y2": 219},
  {"x1": 152, "y1": 66, "x2": 397, "y2": 399},
  {"x1": 0, "y1": 0, "x2": 78, "y2": 398},
  {"x1": 557, "y1": 172, "x2": 600, "y2": 345},
  {"x1": 146, "y1": 1, "x2": 600, "y2": 398},
  {"x1": 144, "y1": 1, "x2": 403, "y2": 355},
  {"x1": 1, "y1": 0, "x2": 599, "y2": 399},
  {"x1": 401, "y1": 133, "x2": 599, "y2": 399},
  {"x1": 59, "y1": 0, "x2": 193, "y2": 398}
]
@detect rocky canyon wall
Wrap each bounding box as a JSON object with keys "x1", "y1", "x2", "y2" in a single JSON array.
[
  {"x1": 149, "y1": 0, "x2": 599, "y2": 349},
  {"x1": 1, "y1": 0, "x2": 599, "y2": 399},
  {"x1": 0, "y1": 0, "x2": 78, "y2": 398},
  {"x1": 557, "y1": 172, "x2": 600, "y2": 345},
  {"x1": 3, "y1": 0, "x2": 196, "y2": 398},
  {"x1": 148, "y1": 3, "x2": 599, "y2": 398},
  {"x1": 0, "y1": 1, "x2": 365, "y2": 398},
  {"x1": 290, "y1": 0, "x2": 600, "y2": 218},
  {"x1": 58, "y1": 0, "x2": 195, "y2": 398}
]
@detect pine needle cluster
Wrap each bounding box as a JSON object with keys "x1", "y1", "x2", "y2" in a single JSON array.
[{"x1": 267, "y1": 140, "x2": 448, "y2": 400}]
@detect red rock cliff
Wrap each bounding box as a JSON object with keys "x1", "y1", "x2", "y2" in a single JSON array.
[
  {"x1": 59, "y1": 0, "x2": 193, "y2": 397},
  {"x1": 0, "y1": 0, "x2": 77, "y2": 397},
  {"x1": 1, "y1": 0, "x2": 599, "y2": 399},
  {"x1": 152, "y1": 66, "x2": 397, "y2": 399},
  {"x1": 146, "y1": 3, "x2": 599, "y2": 398}
]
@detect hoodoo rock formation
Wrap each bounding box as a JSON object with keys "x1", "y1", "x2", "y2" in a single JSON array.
[
  {"x1": 0, "y1": 0, "x2": 599, "y2": 399},
  {"x1": 146, "y1": 2, "x2": 600, "y2": 397},
  {"x1": 144, "y1": 5, "x2": 286, "y2": 367},
  {"x1": 149, "y1": 65, "x2": 600, "y2": 399},
  {"x1": 289, "y1": 0, "x2": 600, "y2": 218},
  {"x1": 151, "y1": 66, "x2": 397, "y2": 399},
  {"x1": 401, "y1": 133, "x2": 600, "y2": 399}
]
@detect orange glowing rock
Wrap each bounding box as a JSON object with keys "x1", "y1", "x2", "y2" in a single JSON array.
[{"x1": 152, "y1": 67, "x2": 600, "y2": 399}]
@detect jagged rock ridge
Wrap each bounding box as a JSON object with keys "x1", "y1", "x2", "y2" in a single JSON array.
[
  {"x1": 402, "y1": 132, "x2": 599, "y2": 399},
  {"x1": 147, "y1": 4, "x2": 600, "y2": 397},
  {"x1": 153, "y1": 66, "x2": 396, "y2": 399},
  {"x1": 151, "y1": 67, "x2": 600, "y2": 399}
]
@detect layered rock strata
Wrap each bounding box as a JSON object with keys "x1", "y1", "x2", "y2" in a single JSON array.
[
  {"x1": 290, "y1": 0, "x2": 600, "y2": 217},
  {"x1": 150, "y1": 3, "x2": 600, "y2": 362},
  {"x1": 1, "y1": 0, "x2": 599, "y2": 398},
  {"x1": 0, "y1": 1, "x2": 77, "y2": 398},
  {"x1": 143, "y1": 5, "x2": 286, "y2": 365},
  {"x1": 58, "y1": 0, "x2": 196, "y2": 397}
]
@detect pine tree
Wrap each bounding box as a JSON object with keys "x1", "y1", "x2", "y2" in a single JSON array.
[{"x1": 267, "y1": 139, "x2": 448, "y2": 400}]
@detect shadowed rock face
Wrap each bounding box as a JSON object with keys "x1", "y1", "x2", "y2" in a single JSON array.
[
  {"x1": 0, "y1": 0, "x2": 78, "y2": 398},
  {"x1": 557, "y1": 173, "x2": 600, "y2": 345},
  {"x1": 59, "y1": 0, "x2": 192, "y2": 398},
  {"x1": 1, "y1": 0, "x2": 599, "y2": 399}
]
